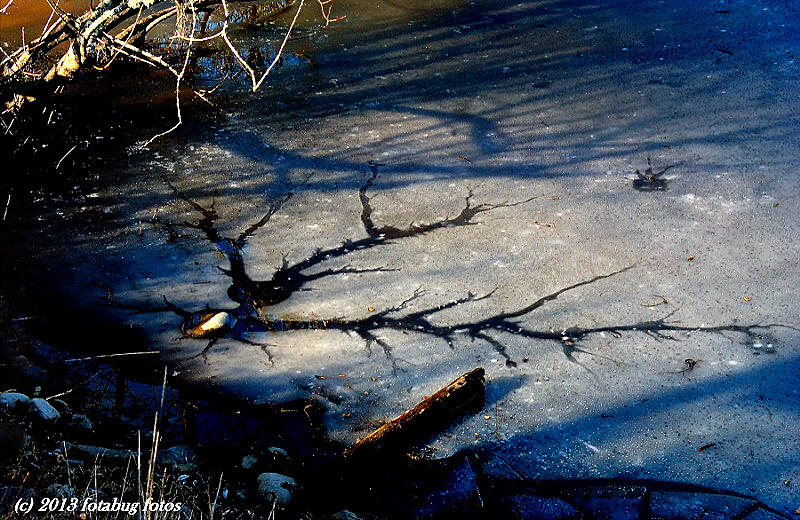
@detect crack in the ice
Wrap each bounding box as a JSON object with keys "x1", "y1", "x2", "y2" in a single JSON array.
[{"x1": 136, "y1": 166, "x2": 795, "y2": 372}]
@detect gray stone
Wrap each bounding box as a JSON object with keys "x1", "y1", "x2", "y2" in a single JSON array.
[
  {"x1": 50, "y1": 399, "x2": 72, "y2": 416},
  {"x1": 68, "y1": 413, "x2": 94, "y2": 431},
  {"x1": 256, "y1": 473, "x2": 300, "y2": 508},
  {"x1": 327, "y1": 511, "x2": 361, "y2": 520},
  {"x1": 0, "y1": 392, "x2": 30, "y2": 410},
  {"x1": 267, "y1": 446, "x2": 289, "y2": 459},
  {"x1": 156, "y1": 445, "x2": 197, "y2": 470},
  {"x1": 504, "y1": 494, "x2": 579, "y2": 520},
  {"x1": 241, "y1": 454, "x2": 258, "y2": 470},
  {"x1": 66, "y1": 443, "x2": 137, "y2": 460},
  {"x1": 27, "y1": 398, "x2": 61, "y2": 422}
]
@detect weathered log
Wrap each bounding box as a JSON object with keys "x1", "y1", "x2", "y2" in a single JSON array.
[{"x1": 343, "y1": 367, "x2": 485, "y2": 459}]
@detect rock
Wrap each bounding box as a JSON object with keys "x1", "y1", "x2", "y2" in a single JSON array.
[
  {"x1": 66, "y1": 443, "x2": 137, "y2": 461},
  {"x1": 0, "y1": 421, "x2": 27, "y2": 461},
  {"x1": 156, "y1": 445, "x2": 197, "y2": 470},
  {"x1": 50, "y1": 399, "x2": 72, "y2": 416},
  {"x1": 256, "y1": 473, "x2": 301, "y2": 508},
  {"x1": 68, "y1": 413, "x2": 94, "y2": 431},
  {"x1": 27, "y1": 398, "x2": 61, "y2": 422},
  {"x1": 241, "y1": 455, "x2": 258, "y2": 470},
  {"x1": 328, "y1": 511, "x2": 361, "y2": 520},
  {"x1": 265, "y1": 446, "x2": 295, "y2": 471},
  {"x1": 0, "y1": 392, "x2": 30, "y2": 410},
  {"x1": 267, "y1": 446, "x2": 289, "y2": 458},
  {"x1": 503, "y1": 495, "x2": 580, "y2": 520}
]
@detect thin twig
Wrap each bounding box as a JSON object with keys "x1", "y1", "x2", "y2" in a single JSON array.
[
  {"x1": 138, "y1": 2, "x2": 197, "y2": 148},
  {"x1": 64, "y1": 351, "x2": 160, "y2": 363},
  {"x1": 41, "y1": 0, "x2": 61, "y2": 36},
  {"x1": 55, "y1": 142, "x2": 79, "y2": 169},
  {"x1": 209, "y1": 473, "x2": 223, "y2": 520}
]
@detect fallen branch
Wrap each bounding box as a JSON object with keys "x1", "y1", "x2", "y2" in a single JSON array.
[{"x1": 343, "y1": 367, "x2": 485, "y2": 459}]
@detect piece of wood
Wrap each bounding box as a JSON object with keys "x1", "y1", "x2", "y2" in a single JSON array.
[{"x1": 343, "y1": 367, "x2": 485, "y2": 459}]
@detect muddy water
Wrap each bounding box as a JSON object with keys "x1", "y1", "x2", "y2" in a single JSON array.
[{"x1": 0, "y1": 0, "x2": 91, "y2": 47}]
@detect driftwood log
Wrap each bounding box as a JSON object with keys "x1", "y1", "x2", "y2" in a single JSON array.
[{"x1": 343, "y1": 367, "x2": 485, "y2": 459}]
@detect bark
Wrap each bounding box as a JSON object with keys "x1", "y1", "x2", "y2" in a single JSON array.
[{"x1": 343, "y1": 368, "x2": 486, "y2": 460}]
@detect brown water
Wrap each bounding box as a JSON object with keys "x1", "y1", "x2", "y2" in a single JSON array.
[
  {"x1": 0, "y1": 0, "x2": 91, "y2": 47},
  {"x1": 0, "y1": 0, "x2": 469, "y2": 46}
]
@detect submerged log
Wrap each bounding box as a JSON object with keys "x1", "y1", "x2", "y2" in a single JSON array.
[{"x1": 343, "y1": 367, "x2": 485, "y2": 459}]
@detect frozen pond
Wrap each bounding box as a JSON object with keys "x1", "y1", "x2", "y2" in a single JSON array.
[{"x1": 4, "y1": 0, "x2": 799, "y2": 514}]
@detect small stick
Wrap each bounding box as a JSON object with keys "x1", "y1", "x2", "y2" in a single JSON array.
[
  {"x1": 343, "y1": 367, "x2": 485, "y2": 459},
  {"x1": 64, "y1": 351, "x2": 160, "y2": 363},
  {"x1": 55, "y1": 142, "x2": 78, "y2": 169}
]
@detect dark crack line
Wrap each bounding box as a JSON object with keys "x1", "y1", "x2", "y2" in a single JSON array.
[
  {"x1": 360, "y1": 165, "x2": 539, "y2": 240},
  {"x1": 132, "y1": 170, "x2": 798, "y2": 373}
]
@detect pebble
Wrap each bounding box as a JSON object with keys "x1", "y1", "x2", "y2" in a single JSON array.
[
  {"x1": 256, "y1": 473, "x2": 301, "y2": 508},
  {"x1": 68, "y1": 413, "x2": 94, "y2": 431},
  {"x1": 241, "y1": 455, "x2": 258, "y2": 470},
  {"x1": 156, "y1": 445, "x2": 197, "y2": 470},
  {"x1": 66, "y1": 443, "x2": 136, "y2": 460}
]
